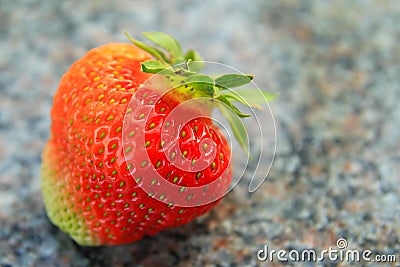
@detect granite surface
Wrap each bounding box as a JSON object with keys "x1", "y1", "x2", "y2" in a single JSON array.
[{"x1": 1, "y1": 1, "x2": 399, "y2": 266}]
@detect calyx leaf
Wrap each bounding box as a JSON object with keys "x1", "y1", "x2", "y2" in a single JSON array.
[
  {"x1": 141, "y1": 60, "x2": 168, "y2": 74},
  {"x1": 125, "y1": 33, "x2": 167, "y2": 63},
  {"x1": 215, "y1": 74, "x2": 254, "y2": 89},
  {"x1": 223, "y1": 89, "x2": 277, "y2": 110},
  {"x1": 142, "y1": 32, "x2": 183, "y2": 61},
  {"x1": 218, "y1": 102, "x2": 251, "y2": 157}
]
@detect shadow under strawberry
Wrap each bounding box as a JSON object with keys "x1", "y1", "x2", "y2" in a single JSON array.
[{"x1": 68, "y1": 211, "x2": 217, "y2": 266}]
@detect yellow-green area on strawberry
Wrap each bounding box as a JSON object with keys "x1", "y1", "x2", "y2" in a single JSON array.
[{"x1": 41, "y1": 32, "x2": 275, "y2": 246}]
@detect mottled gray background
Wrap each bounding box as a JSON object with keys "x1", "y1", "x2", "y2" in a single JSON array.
[{"x1": 1, "y1": 1, "x2": 399, "y2": 266}]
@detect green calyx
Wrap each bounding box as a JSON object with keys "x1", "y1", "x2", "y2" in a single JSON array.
[{"x1": 125, "y1": 31, "x2": 276, "y2": 155}]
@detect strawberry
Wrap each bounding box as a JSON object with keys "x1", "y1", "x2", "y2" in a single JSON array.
[{"x1": 41, "y1": 32, "x2": 275, "y2": 246}]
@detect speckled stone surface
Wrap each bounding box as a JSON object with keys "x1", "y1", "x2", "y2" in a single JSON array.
[{"x1": 1, "y1": 1, "x2": 399, "y2": 266}]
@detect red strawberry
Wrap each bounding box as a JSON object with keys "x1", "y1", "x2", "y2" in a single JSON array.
[{"x1": 41, "y1": 32, "x2": 274, "y2": 246}]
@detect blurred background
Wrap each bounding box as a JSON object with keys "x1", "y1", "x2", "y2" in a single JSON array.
[{"x1": 1, "y1": 1, "x2": 399, "y2": 266}]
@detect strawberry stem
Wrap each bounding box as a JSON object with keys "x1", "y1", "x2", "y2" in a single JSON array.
[{"x1": 125, "y1": 31, "x2": 277, "y2": 155}]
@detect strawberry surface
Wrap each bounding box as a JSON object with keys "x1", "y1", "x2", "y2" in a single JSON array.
[{"x1": 41, "y1": 42, "x2": 232, "y2": 245}]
